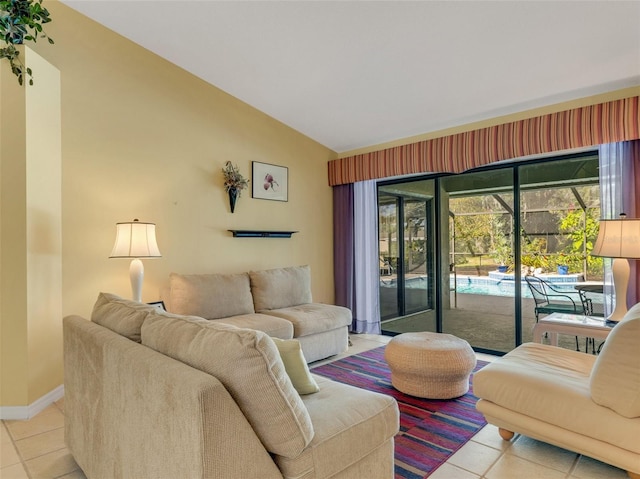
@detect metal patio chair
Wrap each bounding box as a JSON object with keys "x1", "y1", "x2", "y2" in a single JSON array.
[
  {"x1": 525, "y1": 275, "x2": 584, "y2": 320},
  {"x1": 524, "y1": 275, "x2": 585, "y2": 351}
]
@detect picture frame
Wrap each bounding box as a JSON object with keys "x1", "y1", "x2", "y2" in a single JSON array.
[
  {"x1": 252, "y1": 161, "x2": 288, "y2": 202},
  {"x1": 147, "y1": 301, "x2": 166, "y2": 311}
]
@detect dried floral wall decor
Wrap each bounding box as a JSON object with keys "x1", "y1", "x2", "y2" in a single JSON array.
[{"x1": 222, "y1": 161, "x2": 249, "y2": 213}]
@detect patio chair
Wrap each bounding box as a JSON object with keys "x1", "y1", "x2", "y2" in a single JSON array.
[
  {"x1": 524, "y1": 275, "x2": 585, "y2": 351},
  {"x1": 524, "y1": 275, "x2": 585, "y2": 320},
  {"x1": 380, "y1": 257, "x2": 394, "y2": 276}
]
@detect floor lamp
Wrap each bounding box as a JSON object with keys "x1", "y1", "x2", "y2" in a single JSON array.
[
  {"x1": 110, "y1": 219, "x2": 162, "y2": 302},
  {"x1": 591, "y1": 214, "x2": 640, "y2": 322}
]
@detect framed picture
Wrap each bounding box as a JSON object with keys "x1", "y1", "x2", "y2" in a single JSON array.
[
  {"x1": 252, "y1": 161, "x2": 288, "y2": 202},
  {"x1": 147, "y1": 301, "x2": 166, "y2": 311}
]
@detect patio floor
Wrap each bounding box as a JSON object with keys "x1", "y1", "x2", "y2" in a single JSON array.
[{"x1": 382, "y1": 293, "x2": 596, "y2": 353}]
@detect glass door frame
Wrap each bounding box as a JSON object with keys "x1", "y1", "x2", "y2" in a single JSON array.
[
  {"x1": 377, "y1": 150, "x2": 599, "y2": 356},
  {"x1": 377, "y1": 190, "x2": 434, "y2": 320}
]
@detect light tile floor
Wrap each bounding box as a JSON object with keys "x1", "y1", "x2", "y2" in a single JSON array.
[{"x1": 0, "y1": 333, "x2": 630, "y2": 479}]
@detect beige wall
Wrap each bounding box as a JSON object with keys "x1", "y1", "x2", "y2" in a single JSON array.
[
  {"x1": 1, "y1": 50, "x2": 29, "y2": 407},
  {"x1": 46, "y1": 2, "x2": 337, "y2": 315},
  {"x1": 1, "y1": 2, "x2": 336, "y2": 408},
  {"x1": 0, "y1": 48, "x2": 62, "y2": 407}
]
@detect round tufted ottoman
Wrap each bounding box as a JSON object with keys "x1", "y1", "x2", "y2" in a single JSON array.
[{"x1": 384, "y1": 332, "x2": 476, "y2": 399}]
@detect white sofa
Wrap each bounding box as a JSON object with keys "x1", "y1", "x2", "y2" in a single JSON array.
[
  {"x1": 474, "y1": 302, "x2": 640, "y2": 478},
  {"x1": 163, "y1": 265, "x2": 351, "y2": 363},
  {"x1": 64, "y1": 293, "x2": 399, "y2": 478}
]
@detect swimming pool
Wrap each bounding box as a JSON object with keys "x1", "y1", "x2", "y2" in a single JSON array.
[
  {"x1": 387, "y1": 274, "x2": 600, "y2": 302},
  {"x1": 453, "y1": 277, "x2": 536, "y2": 298},
  {"x1": 451, "y1": 274, "x2": 597, "y2": 300}
]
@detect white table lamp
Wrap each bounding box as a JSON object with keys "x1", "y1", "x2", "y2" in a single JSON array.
[
  {"x1": 591, "y1": 214, "x2": 640, "y2": 322},
  {"x1": 110, "y1": 219, "x2": 162, "y2": 302}
]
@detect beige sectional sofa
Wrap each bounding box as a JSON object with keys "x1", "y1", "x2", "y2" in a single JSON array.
[
  {"x1": 474, "y1": 302, "x2": 640, "y2": 478},
  {"x1": 64, "y1": 293, "x2": 399, "y2": 479},
  {"x1": 163, "y1": 265, "x2": 351, "y2": 363}
]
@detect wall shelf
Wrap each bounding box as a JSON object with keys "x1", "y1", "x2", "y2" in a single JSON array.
[{"x1": 228, "y1": 230, "x2": 298, "y2": 238}]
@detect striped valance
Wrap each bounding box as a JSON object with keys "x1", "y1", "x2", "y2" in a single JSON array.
[{"x1": 328, "y1": 96, "x2": 640, "y2": 186}]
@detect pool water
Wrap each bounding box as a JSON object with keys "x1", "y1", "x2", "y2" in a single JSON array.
[
  {"x1": 389, "y1": 274, "x2": 601, "y2": 303},
  {"x1": 453, "y1": 278, "x2": 536, "y2": 298},
  {"x1": 451, "y1": 275, "x2": 600, "y2": 302}
]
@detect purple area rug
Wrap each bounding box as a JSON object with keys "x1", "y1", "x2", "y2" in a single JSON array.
[{"x1": 312, "y1": 346, "x2": 487, "y2": 479}]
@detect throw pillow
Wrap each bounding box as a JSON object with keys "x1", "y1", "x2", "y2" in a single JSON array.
[
  {"x1": 590, "y1": 308, "x2": 640, "y2": 418},
  {"x1": 141, "y1": 312, "x2": 314, "y2": 458},
  {"x1": 272, "y1": 338, "x2": 320, "y2": 395},
  {"x1": 169, "y1": 272, "x2": 255, "y2": 319},
  {"x1": 249, "y1": 265, "x2": 312, "y2": 311},
  {"x1": 91, "y1": 292, "x2": 157, "y2": 342}
]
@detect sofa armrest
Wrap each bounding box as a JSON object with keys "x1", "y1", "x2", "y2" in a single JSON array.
[{"x1": 64, "y1": 315, "x2": 282, "y2": 479}]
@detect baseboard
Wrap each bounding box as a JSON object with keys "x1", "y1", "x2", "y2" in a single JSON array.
[{"x1": 0, "y1": 384, "x2": 64, "y2": 420}]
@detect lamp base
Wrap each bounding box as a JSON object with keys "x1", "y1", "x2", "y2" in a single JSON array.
[
  {"x1": 606, "y1": 257, "x2": 629, "y2": 322},
  {"x1": 129, "y1": 258, "x2": 144, "y2": 303}
]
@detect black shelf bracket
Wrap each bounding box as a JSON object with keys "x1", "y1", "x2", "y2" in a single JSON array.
[{"x1": 228, "y1": 230, "x2": 298, "y2": 238}]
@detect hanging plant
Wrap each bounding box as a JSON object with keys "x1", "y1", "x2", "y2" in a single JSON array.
[
  {"x1": 0, "y1": 0, "x2": 55, "y2": 86},
  {"x1": 222, "y1": 161, "x2": 249, "y2": 213}
]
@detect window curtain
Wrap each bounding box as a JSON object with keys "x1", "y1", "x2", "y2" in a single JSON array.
[
  {"x1": 353, "y1": 180, "x2": 381, "y2": 334},
  {"x1": 598, "y1": 140, "x2": 640, "y2": 314},
  {"x1": 333, "y1": 181, "x2": 382, "y2": 333},
  {"x1": 329, "y1": 96, "x2": 639, "y2": 186},
  {"x1": 333, "y1": 184, "x2": 355, "y2": 318}
]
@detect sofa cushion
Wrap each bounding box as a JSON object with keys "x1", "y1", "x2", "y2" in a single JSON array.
[
  {"x1": 474, "y1": 342, "x2": 640, "y2": 454},
  {"x1": 91, "y1": 292, "x2": 157, "y2": 342},
  {"x1": 266, "y1": 303, "x2": 352, "y2": 337},
  {"x1": 250, "y1": 266, "x2": 312, "y2": 311},
  {"x1": 590, "y1": 303, "x2": 640, "y2": 418},
  {"x1": 275, "y1": 375, "x2": 398, "y2": 478},
  {"x1": 140, "y1": 311, "x2": 314, "y2": 458},
  {"x1": 215, "y1": 313, "x2": 294, "y2": 340},
  {"x1": 272, "y1": 338, "x2": 319, "y2": 395},
  {"x1": 169, "y1": 272, "x2": 255, "y2": 319}
]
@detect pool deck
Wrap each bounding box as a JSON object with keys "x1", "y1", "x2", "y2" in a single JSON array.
[{"x1": 383, "y1": 292, "x2": 595, "y2": 353}]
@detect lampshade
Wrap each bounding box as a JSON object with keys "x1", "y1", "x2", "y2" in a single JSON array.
[
  {"x1": 591, "y1": 215, "x2": 640, "y2": 322},
  {"x1": 110, "y1": 219, "x2": 162, "y2": 259},
  {"x1": 591, "y1": 217, "x2": 640, "y2": 259}
]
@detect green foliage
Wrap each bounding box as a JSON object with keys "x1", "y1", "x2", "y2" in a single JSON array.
[
  {"x1": 0, "y1": 0, "x2": 54, "y2": 85},
  {"x1": 521, "y1": 238, "x2": 549, "y2": 270},
  {"x1": 556, "y1": 208, "x2": 603, "y2": 276},
  {"x1": 452, "y1": 197, "x2": 499, "y2": 257},
  {"x1": 489, "y1": 214, "x2": 513, "y2": 266}
]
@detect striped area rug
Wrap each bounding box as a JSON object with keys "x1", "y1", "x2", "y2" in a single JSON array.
[{"x1": 312, "y1": 346, "x2": 487, "y2": 479}]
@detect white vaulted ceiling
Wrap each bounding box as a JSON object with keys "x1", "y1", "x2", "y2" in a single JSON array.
[{"x1": 61, "y1": 0, "x2": 640, "y2": 153}]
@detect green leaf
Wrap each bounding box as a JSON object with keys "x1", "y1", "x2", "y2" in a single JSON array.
[{"x1": 0, "y1": 0, "x2": 55, "y2": 85}]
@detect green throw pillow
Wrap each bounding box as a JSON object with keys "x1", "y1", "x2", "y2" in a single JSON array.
[{"x1": 272, "y1": 338, "x2": 320, "y2": 395}]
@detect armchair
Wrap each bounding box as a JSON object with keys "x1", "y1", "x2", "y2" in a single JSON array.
[{"x1": 474, "y1": 302, "x2": 640, "y2": 479}]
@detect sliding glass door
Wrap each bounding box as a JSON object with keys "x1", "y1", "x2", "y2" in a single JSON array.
[
  {"x1": 518, "y1": 156, "x2": 602, "y2": 346},
  {"x1": 376, "y1": 151, "x2": 602, "y2": 355},
  {"x1": 440, "y1": 169, "x2": 516, "y2": 353},
  {"x1": 379, "y1": 180, "x2": 436, "y2": 333}
]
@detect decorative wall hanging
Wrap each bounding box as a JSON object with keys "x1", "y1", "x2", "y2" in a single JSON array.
[
  {"x1": 222, "y1": 161, "x2": 249, "y2": 213},
  {"x1": 0, "y1": 0, "x2": 55, "y2": 85},
  {"x1": 252, "y1": 161, "x2": 288, "y2": 202}
]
